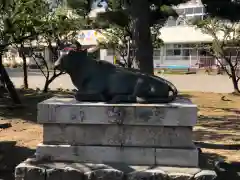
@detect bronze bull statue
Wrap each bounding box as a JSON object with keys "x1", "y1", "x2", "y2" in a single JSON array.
[{"x1": 54, "y1": 50, "x2": 178, "y2": 103}]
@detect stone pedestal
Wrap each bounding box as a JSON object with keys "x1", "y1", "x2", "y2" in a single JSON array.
[
  {"x1": 15, "y1": 158, "x2": 217, "y2": 180},
  {"x1": 15, "y1": 96, "x2": 210, "y2": 180},
  {"x1": 35, "y1": 97, "x2": 198, "y2": 167}
]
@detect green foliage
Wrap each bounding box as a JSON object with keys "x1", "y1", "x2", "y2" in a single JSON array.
[
  {"x1": 40, "y1": 6, "x2": 84, "y2": 45},
  {"x1": 92, "y1": 0, "x2": 189, "y2": 27},
  {"x1": 66, "y1": 0, "x2": 189, "y2": 35},
  {"x1": 67, "y1": 0, "x2": 188, "y2": 72},
  {"x1": 97, "y1": 26, "x2": 135, "y2": 67},
  {"x1": 98, "y1": 24, "x2": 163, "y2": 68},
  {"x1": 0, "y1": 0, "x2": 50, "y2": 48},
  {"x1": 0, "y1": 0, "x2": 84, "y2": 49},
  {"x1": 151, "y1": 24, "x2": 164, "y2": 48},
  {"x1": 202, "y1": 0, "x2": 240, "y2": 22}
]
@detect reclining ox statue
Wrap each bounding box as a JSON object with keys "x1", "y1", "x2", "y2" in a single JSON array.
[{"x1": 54, "y1": 50, "x2": 178, "y2": 103}]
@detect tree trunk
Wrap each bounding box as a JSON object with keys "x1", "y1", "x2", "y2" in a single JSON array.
[
  {"x1": 22, "y1": 56, "x2": 28, "y2": 89},
  {"x1": 130, "y1": 0, "x2": 153, "y2": 74},
  {"x1": 230, "y1": 65, "x2": 240, "y2": 94},
  {"x1": 0, "y1": 53, "x2": 21, "y2": 104},
  {"x1": 43, "y1": 79, "x2": 50, "y2": 93},
  {"x1": 20, "y1": 44, "x2": 28, "y2": 89}
]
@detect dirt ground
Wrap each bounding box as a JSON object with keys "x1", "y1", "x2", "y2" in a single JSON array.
[{"x1": 0, "y1": 90, "x2": 239, "y2": 179}]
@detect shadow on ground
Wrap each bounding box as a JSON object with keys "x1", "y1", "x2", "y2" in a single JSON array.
[
  {"x1": 199, "y1": 151, "x2": 226, "y2": 170},
  {"x1": 0, "y1": 141, "x2": 35, "y2": 180},
  {"x1": 194, "y1": 115, "x2": 240, "y2": 143},
  {"x1": 0, "y1": 89, "x2": 73, "y2": 123}
]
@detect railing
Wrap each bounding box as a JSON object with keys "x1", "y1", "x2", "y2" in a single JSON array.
[{"x1": 154, "y1": 55, "x2": 240, "y2": 68}]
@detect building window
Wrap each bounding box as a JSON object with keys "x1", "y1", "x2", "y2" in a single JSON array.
[
  {"x1": 165, "y1": 43, "x2": 199, "y2": 60},
  {"x1": 166, "y1": 49, "x2": 181, "y2": 56},
  {"x1": 182, "y1": 49, "x2": 190, "y2": 56},
  {"x1": 153, "y1": 49, "x2": 161, "y2": 57},
  {"x1": 107, "y1": 49, "x2": 115, "y2": 56},
  {"x1": 166, "y1": 49, "x2": 173, "y2": 56},
  {"x1": 194, "y1": 7, "x2": 203, "y2": 14},
  {"x1": 174, "y1": 49, "x2": 181, "y2": 56},
  {"x1": 185, "y1": 8, "x2": 194, "y2": 15}
]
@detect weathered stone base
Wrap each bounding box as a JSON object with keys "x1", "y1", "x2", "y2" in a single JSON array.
[
  {"x1": 15, "y1": 158, "x2": 217, "y2": 180},
  {"x1": 43, "y1": 125, "x2": 194, "y2": 147},
  {"x1": 36, "y1": 144, "x2": 199, "y2": 167},
  {"x1": 37, "y1": 97, "x2": 197, "y2": 126}
]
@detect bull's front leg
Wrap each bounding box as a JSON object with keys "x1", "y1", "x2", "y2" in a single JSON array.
[
  {"x1": 108, "y1": 95, "x2": 137, "y2": 104},
  {"x1": 75, "y1": 91, "x2": 106, "y2": 102}
]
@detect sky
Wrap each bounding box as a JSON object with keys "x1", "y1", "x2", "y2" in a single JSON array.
[{"x1": 91, "y1": 0, "x2": 108, "y2": 10}]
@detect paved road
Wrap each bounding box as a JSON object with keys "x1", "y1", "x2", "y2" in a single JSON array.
[{"x1": 7, "y1": 68, "x2": 234, "y2": 93}]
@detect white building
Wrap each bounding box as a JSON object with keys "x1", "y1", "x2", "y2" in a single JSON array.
[{"x1": 156, "y1": 0, "x2": 213, "y2": 69}]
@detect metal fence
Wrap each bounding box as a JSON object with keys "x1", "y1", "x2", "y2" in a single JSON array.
[{"x1": 154, "y1": 55, "x2": 240, "y2": 68}]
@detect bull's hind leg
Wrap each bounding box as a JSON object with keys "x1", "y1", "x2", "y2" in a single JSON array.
[
  {"x1": 75, "y1": 91, "x2": 106, "y2": 102},
  {"x1": 108, "y1": 78, "x2": 147, "y2": 103},
  {"x1": 132, "y1": 77, "x2": 177, "y2": 104}
]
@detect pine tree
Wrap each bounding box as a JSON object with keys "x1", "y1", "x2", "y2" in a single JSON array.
[
  {"x1": 202, "y1": 0, "x2": 240, "y2": 22},
  {"x1": 66, "y1": 0, "x2": 189, "y2": 74}
]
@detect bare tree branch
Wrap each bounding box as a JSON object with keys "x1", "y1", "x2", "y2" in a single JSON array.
[
  {"x1": 234, "y1": 49, "x2": 240, "y2": 68},
  {"x1": 205, "y1": 47, "x2": 232, "y2": 77},
  {"x1": 236, "y1": 76, "x2": 240, "y2": 85},
  {"x1": 31, "y1": 53, "x2": 47, "y2": 79}
]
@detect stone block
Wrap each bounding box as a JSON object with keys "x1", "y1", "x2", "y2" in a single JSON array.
[
  {"x1": 37, "y1": 97, "x2": 197, "y2": 126},
  {"x1": 43, "y1": 124, "x2": 194, "y2": 148},
  {"x1": 36, "y1": 144, "x2": 155, "y2": 165},
  {"x1": 155, "y1": 148, "x2": 199, "y2": 167},
  {"x1": 15, "y1": 160, "x2": 46, "y2": 180},
  {"x1": 36, "y1": 144, "x2": 198, "y2": 167},
  {"x1": 15, "y1": 158, "x2": 217, "y2": 180}
]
